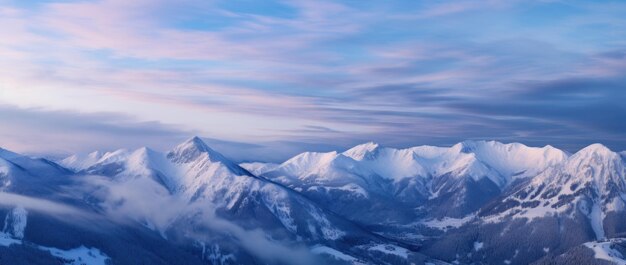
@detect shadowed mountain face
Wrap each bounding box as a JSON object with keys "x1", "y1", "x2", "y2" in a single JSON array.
[{"x1": 0, "y1": 137, "x2": 625, "y2": 264}]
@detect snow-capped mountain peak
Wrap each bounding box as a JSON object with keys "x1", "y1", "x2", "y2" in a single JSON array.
[
  {"x1": 260, "y1": 140, "x2": 571, "y2": 191},
  {"x1": 561, "y1": 143, "x2": 625, "y2": 190},
  {"x1": 278, "y1": 151, "x2": 353, "y2": 178},
  {"x1": 60, "y1": 151, "x2": 105, "y2": 171},
  {"x1": 94, "y1": 149, "x2": 130, "y2": 167},
  {"x1": 567, "y1": 144, "x2": 622, "y2": 173},
  {"x1": 572, "y1": 143, "x2": 616, "y2": 159},
  {"x1": 343, "y1": 142, "x2": 382, "y2": 160},
  {"x1": 125, "y1": 147, "x2": 160, "y2": 173},
  {"x1": 166, "y1": 137, "x2": 240, "y2": 169},
  {"x1": 448, "y1": 140, "x2": 568, "y2": 181},
  {"x1": 7, "y1": 138, "x2": 626, "y2": 265},
  {"x1": 167, "y1": 136, "x2": 219, "y2": 163}
]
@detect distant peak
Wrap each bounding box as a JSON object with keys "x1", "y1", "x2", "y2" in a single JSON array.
[
  {"x1": 576, "y1": 143, "x2": 614, "y2": 156},
  {"x1": 452, "y1": 140, "x2": 483, "y2": 153},
  {"x1": 353, "y1": 141, "x2": 380, "y2": 151},
  {"x1": 183, "y1": 136, "x2": 210, "y2": 150},
  {"x1": 188, "y1": 136, "x2": 203, "y2": 143},
  {"x1": 134, "y1": 146, "x2": 156, "y2": 156},
  {"x1": 343, "y1": 141, "x2": 382, "y2": 160},
  {"x1": 168, "y1": 136, "x2": 226, "y2": 164},
  {"x1": 566, "y1": 143, "x2": 620, "y2": 171},
  {"x1": 453, "y1": 140, "x2": 550, "y2": 154},
  {"x1": 87, "y1": 151, "x2": 102, "y2": 158}
]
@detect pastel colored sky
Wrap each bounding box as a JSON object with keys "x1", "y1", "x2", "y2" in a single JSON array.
[{"x1": 0, "y1": 0, "x2": 625, "y2": 162}]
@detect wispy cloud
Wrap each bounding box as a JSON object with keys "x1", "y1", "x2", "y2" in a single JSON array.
[
  {"x1": 0, "y1": 0, "x2": 625, "y2": 159},
  {"x1": 0, "y1": 192, "x2": 84, "y2": 217},
  {"x1": 0, "y1": 105, "x2": 193, "y2": 155}
]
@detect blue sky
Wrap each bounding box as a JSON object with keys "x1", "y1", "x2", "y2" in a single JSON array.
[{"x1": 0, "y1": 0, "x2": 625, "y2": 162}]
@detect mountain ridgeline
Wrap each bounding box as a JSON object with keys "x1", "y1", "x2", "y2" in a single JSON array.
[{"x1": 1, "y1": 138, "x2": 625, "y2": 265}]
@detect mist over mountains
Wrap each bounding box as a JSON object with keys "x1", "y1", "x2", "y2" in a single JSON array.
[{"x1": 1, "y1": 137, "x2": 625, "y2": 265}]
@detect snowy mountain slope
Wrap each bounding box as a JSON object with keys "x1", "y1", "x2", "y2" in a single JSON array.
[
  {"x1": 4, "y1": 142, "x2": 433, "y2": 265},
  {"x1": 439, "y1": 141, "x2": 567, "y2": 183},
  {"x1": 583, "y1": 239, "x2": 626, "y2": 265},
  {"x1": 0, "y1": 200, "x2": 212, "y2": 265},
  {"x1": 61, "y1": 137, "x2": 424, "y2": 264},
  {"x1": 76, "y1": 138, "x2": 344, "y2": 238},
  {"x1": 0, "y1": 154, "x2": 215, "y2": 264},
  {"x1": 530, "y1": 238, "x2": 626, "y2": 265},
  {"x1": 0, "y1": 157, "x2": 15, "y2": 189},
  {"x1": 478, "y1": 144, "x2": 626, "y2": 228},
  {"x1": 256, "y1": 148, "x2": 425, "y2": 224},
  {"x1": 60, "y1": 151, "x2": 104, "y2": 171},
  {"x1": 5, "y1": 138, "x2": 626, "y2": 265},
  {"x1": 239, "y1": 162, "x2": 279, "y2": 176},
  {"x1": 0, "y1": 149, "x2": 73, "y2": 196},
  {"x1": 344, "y1": 140, "x2": 568, "y2": 188},
  {"x1": 343, "y1": 142, "x2": 429, "y2": 181},
  {"x1": 419, "y1": 144, "x2": 626, "y2": 265},
  {"x1": 258, "y1": 140, "x2": 568, "y2": 189},
  {"x1": 251, "y1": 140, "x2": 569, "y2": 225},
  {"x1": 59, "y1": 148, "x2": 130, "y2": 172}
]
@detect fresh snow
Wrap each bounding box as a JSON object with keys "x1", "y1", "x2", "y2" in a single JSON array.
[
  {"x1": 344, "y1": 142, "x2": 429, "y2": 181},
  {"x1": 584, "y1": 240, "x2": 626, "y2": 265},
  {"x1": 0, "y1": 232, "x2": 21, "y2": 246},
  {"x1": 0, "y1": 159, "x2": 10, "y2": 174},
  {"x1": 343, "y1": 142, "x2": 381, "y2": 160},
  {"x1": 481, "y1": 143, "x2": 626, "y2": 225},
  {"x1": 202, "y1": 243, "x2": 236, "y2": 264},
  {"x1": 0, "y1": 158, "x2": 12, "y2": 187},
  {"x1": 68, "y1": 137, "x2": 347, "y2": 242},
  {"x1": 589, "y1": 202, "x2": 606, "y2": 240},
  {"x1": 368, "y1": 244, "x2": 410, "y2": 258},
  {"x1": 311, "y1": 245, "x2": 362, "y2": 263},
  {"x1": 239, "y1": 162, "x2": 279, "y2": 176},
  {"x1": 450, "y1": 141, "x2": 567, "y2": 181},
  {"x1": 40, "y1": 245, "x2": 110, "y2": 265},
  {"x1": 473, "y1": 241, "x2": 483, "y2": 251},
  {"x1": 307, "y1": 206, "x2": 345, "y2": 240},
  {"x1": 0, "y1": 206, "x2": 108, "y2": 265},
  {"x1": 2, "y1": 206, "x2": 27, "y2": 239},
  {"x1": 481, "y1": 197, "x2": 563, "y2": 224},
  {"x1": 258, "y1": 140, "x2": 572, "y2": 205},
  {"x1": 1, "y1": 139, "x2": 626, "y2": 264},
  {"x1": 60, "y1": 151, "x2": 104, "y2": 171},
  {"x1": 260, "y1": 185, "x2": 297, "y2": 232},
  {"x1": 549, "y1": 143, "x2": 626, "y2": 198},
  {"x1": 422, "y1": 215, "x2": 475, "y2": 230},
  {"x1": 0, "y1": 232, "x2": 110, "y2": 265}
]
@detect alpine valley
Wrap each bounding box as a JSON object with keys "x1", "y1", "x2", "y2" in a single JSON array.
[{"x1": 1, "y1": 137, "x2": 626, "y2": 265}]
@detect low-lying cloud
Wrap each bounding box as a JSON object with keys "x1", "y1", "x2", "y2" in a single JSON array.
[
  {"x1": 80, "y1": 175, "x2": 319, "y2": 265},
  {"x1": 0, "y1": 192, "x2": 83, "y2": 217}
]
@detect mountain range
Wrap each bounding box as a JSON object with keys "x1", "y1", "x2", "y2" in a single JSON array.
[{"x1": 1, "y1": 137, "x2": 625, "y2": 264}]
